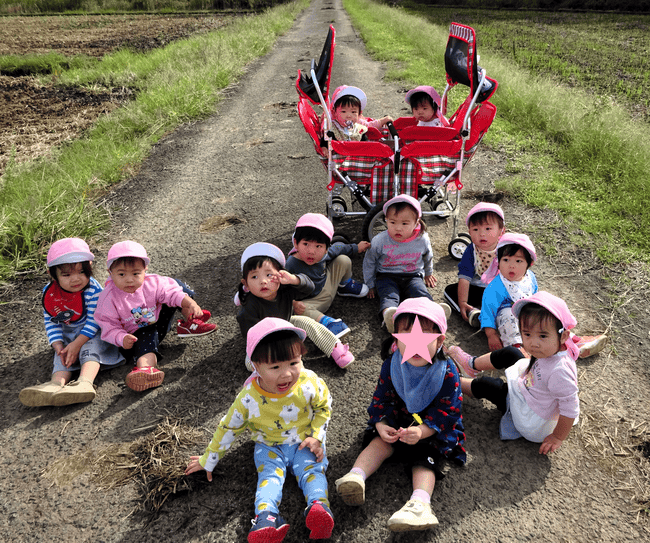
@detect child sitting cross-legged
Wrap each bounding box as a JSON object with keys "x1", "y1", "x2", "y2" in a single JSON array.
[
  {"x1": 94, "y1": 240, "x2": 216, "y2": 392},
  {"x1": 285, "y1": 213, "x2": 370, "y2": 339},
  {"x1": 335, "y1": 298, "x2": 466, "y2": 532},
  {"x1": 186, "y1": 318, "x2": 334, "y2": 542}
]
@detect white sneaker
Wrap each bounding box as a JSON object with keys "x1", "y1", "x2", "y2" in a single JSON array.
[
  {"x1": 335, "y1": 472, "x2": 365, "y2": 506},
  {"x1": 439, "y1": 302, "x2": 452, "y2": 320},
  {"x1": 387, "y1": 499, "x2": 439, "y2": 532},
  {"x1": 19, "y1": 381, "x2": 63, "y2": 407},
  {"x1": 383, "y1": 307, "x2": 397, "y2": 334},
  {"x1": 468, "y1": 308, "x2": 481, "y2": 328}
]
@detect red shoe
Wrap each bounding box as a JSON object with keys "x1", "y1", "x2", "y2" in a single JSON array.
[
  {"x1": 125, "y1": 366, "x2": 165, "y2": 392},
  {"x1": 304, "y1": 501, "x2": 334, "y2": 540},
  {"x1": 177, "y1": 315, "x2": 217, "y2": 337}
]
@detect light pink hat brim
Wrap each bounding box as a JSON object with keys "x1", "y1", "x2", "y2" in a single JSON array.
[
  {"x1": 47, "y1": 237, "x2": 94, "y2": 267},
  {"x1": 106, "y1": 240, "x2": 150, "y2": 269},
  {"x1": 246, "y1": 317, "x2": 307, "y2": 359},
  {"x1": 465, "y1": 202, "x2": 505, "y2": 226},
  {"x1": 383, "y1": 194, "x2": 422, "y2": 218},
  {"x1": 405, "y1": 85, "x2": 441, "y2": 107},
  {"x1": 393, "y1": 297, "x2": 447, "y2": 335},
  {"x1": 295, "y1": 213, "x2": 334, "y2": 241},
  {"x1": 241, "y1": 242, "x2": 286, "y2": 271}
]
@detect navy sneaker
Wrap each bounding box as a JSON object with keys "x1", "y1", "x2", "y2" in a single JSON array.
[
  {"x1": 248, "y1": 510, "x2": 290, "y2": 543},
  {"x1": 325, "y1": 318, "x2": 350, "y2": 339},
  {"x1": 304, "y1": 500, "x2": 334, "y2": 540},
  {"x1": 337, "y1": 278, "x2": 369, "y2": 298}
]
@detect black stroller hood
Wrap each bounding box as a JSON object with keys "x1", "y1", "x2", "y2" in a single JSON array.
[{"x1": 297, "y1": 25, "x2": 335, "y2": 105}]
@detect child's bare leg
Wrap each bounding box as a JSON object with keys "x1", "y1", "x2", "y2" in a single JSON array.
[
  {"x1": 460, "y1": 376, "x2": 474, "y2": 397},
  {"x1": 136, "y1": 353, "x2": 158, "y2": 368},
  {"x1": 51, "y1": 370, "x2": 72, "y2": 386},
  {"x1": 412, "y1": 465, "x2": 435, "y2": 496},
  {"x1": 387, "y1": 466, "x2": 439, "y2": 530},
  {"x1": 79, "y1": 361, "x2": 100, "y2": 383},
  {"x1": 352, "y1": 436, "x2": 394, "y2": 477}
]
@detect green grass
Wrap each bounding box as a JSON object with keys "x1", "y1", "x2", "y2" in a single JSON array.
[
  {"x1": 0, "y1": 0, "x2": 308, "y2": 280},
  {"x1": 0, "y1": 52, "x2": 98, "y2": 76},
  {"x1": 343, "y1": 0, "x2": 650, "y2": 265}
]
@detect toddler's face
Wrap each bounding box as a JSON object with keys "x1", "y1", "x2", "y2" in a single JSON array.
[
  {"x1": 333, "y1": 103, "x2": 360, "y2": 126},
  {"x1": 109, "y1": 260, "x2": 147, "y2": 293},
  {"x1": 293, "y1": 238, "x2": 328, "y2": 266},
  {"x1": 386, "y1": 206, "x2": 419, "y2": 241},
  {"x1": 498, "y1": 247, "x2": 530, "y2": 283},
  {"x1": 412, "y1": 102, "x2": 436, "y2": 123},
  {"x1": 243, "y1": 261, "x2": 281, "y2": 302},
  {"x1": 254, "y1": 354, "x2": 303, "y2": 395},
  {"x1": 520, "y1": 317, "x2": 566, "y2": 360},
  {"x1": 468, "y1": 216, "x2": 503, "y2": 251},
  {"x1": 395, "y1": 317, "x2": 443, "y2": 367},
  {"x1": 55, "y1": 263, "x2": 90, "y2": 293}
]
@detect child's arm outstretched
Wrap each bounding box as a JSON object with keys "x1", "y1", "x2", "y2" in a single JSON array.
[{"x1": 539, "y1": 415, "x2": 574, "y2": 455}]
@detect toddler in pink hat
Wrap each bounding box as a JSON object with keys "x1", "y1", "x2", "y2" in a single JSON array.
[
  {"x1": 19, "y1": 238, "x2": 124, "y2": 408},
  {"x1": 451, "y1": 291, "x2": 581, "y2": 455},
  {"x1": 335, "y1": 297, "x2": 465, "y2": 532},
  {"x1": 95, "y1": 240, "x2": 216, "y2": 392},
  {"x1": 186, "y1": 318, "x2": 334, "y2": 542},
  {"x1": 443, "y1": 201, "x2": 505, "y2": 327},
  {"x1": 326, "y1": 85, "x2": 393, "y2": 141},
  {"x1": 405, "y1": 85, "x2": 448, "y2": 127},
  {"x1": 285, "y1": 213, "x2": 371, "y2": 340}
]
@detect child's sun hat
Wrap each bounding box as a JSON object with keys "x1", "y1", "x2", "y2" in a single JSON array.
[
  {"x1": 393, "y1": 296, "x2": 447, "y2": 335},
  {"x1": 241, "y1": 242, "x2": 286, "y2": 271},
  {"x1": 331, "y1": 85, "x2": 367, "y2": 111},
  {"x1": 465, "y1": 201, "x2": 505, "y2": 226},
  {"x1": 295, "y1": 213, "x2": 334, "y2": 242},
  {"x1": 482, "y1": 232, "x2": 537, "y2": 284},
  {"x1": 512, "y1": 291, "x2": 579, "y2": 360},
  {"x1": 383, "y1": 194, "x2": 422, "y2": 219},
  {"x1": 246, "y1": 317, "x2": 307, "y2": 360},
  {"x1": 106, "y1": 240, "x2": 150, "y2": 270},
  {"x1": 405, "y1": 85, "x2": 442, "y2": 108},
  {"x1": 47, "y1": 238, "x2": 94, "y2": 267}
]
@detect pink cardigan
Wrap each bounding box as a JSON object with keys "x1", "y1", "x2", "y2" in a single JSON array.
[{"x1": 95, "y1": 274, "x2": 186, "y2": 347}]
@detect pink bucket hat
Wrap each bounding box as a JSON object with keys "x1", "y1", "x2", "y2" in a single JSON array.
[
  {"x1": 106, "y1": 240, "x2": 150, "y2": 270},
  {"x1": 383, "y1": 194, "x2": 422, "y2": 218},
  {"x1": 481, "y1": 232, "x2": 537, "y2": 284},
  {"x1": 295, "y1": 213, "x2": 334, "y2": 241},
  {"x1": 331, "y1": 85, "x2": 367, "y2": 111},
  {"x1": 393, "y1": 297, "x2": 447, "y2": 335},
  {"x1": 465, "y1": 202, "x2": 505, "y2": 226},
  {"x1": 512, "y1": 291, "x2": 579, "y2": 360},
  {"x1": 241, "y1": 242, "x2": 286, "y2": 271},
  {"x1": 47, "y1": 238, "x2": 94, "y2": 267},
  {"x1": 246, "y1": 317, "x2": 307, "y2": 360},
  {"x1": 405, "y1": 85, "x2": 441, "y2": 107}
]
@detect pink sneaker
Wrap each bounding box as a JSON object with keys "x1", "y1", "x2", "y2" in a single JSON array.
[
  {"x1": 125, "y1": 366, "x2": 165, "y2": 392},
  {"x1": 446, "y1": 345, "x2": 480, "y2": 378},
  {"x1": 576, "y1": 334, "x2": 608, "y2": 358},
  {"x1": 177, "y1": 315, "x2": 217, "y2": 337},
  {"x1": 332, "y1": 342, "x2": 354, "y2": 368}
]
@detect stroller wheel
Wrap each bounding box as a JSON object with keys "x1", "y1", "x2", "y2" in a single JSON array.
[
  {"x1": 458, "y1": 232, "x2": 472, "y2": 243},
  {"x1": 361, "y1": 205, "x2": 387, "y2": 242},
  {"x1": 330, "y1": 196, "x2": 348, "y2": 219},
  {"x1": 431, "y1": 198, "x2": 450, "y2": 219},
  {"x1": 448, "y1": 237, "x2": 470, "y2": 261}
]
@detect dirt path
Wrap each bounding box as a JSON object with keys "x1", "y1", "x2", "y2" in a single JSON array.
[{"x1": 1, "y1": 1, "x2": 649, "y2": 542}]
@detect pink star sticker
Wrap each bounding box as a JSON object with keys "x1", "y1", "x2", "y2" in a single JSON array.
[{"x1": 392, "y1": 316, "x2": 441, "y2": 364}]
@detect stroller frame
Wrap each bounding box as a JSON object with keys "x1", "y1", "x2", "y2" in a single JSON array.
[{"x1": 296, "y1": 23, "x2": 498, "y2": 259}]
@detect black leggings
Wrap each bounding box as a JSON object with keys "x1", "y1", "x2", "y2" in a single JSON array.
[{"x1": 470, "y1": 346, "x2": 525, "y2": 413}]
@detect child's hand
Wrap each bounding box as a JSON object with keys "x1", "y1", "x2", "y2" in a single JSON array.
[
  {"x1": 379, "y1": 116, "x2": 393, "y2": 127},
  {"x1": 276, "y1": 270, "x2": 300, "y2": 286},
  {"x1": 539, "y1": 434, "x2": 563, "y2": 455},
  {"x1": 185, "y1": 456, "x2": 212, "y2": 481},
  {"x1": 425, "y1": 275, "x2": 437, "y2": 288},
  {"x1": 459, "y1": 301, "x2": 472, "y2": 321},
  {"x1": 357, "y1": 241, "x2": 371, "y2": 254},
  {"x1": 397, "y1": 426, "x2": 423, "y2": 445},
  {"x1": 292, "y1": 300, "x2": 306, "y2": 315},
  {"x1": 123, "y1": 334, "x2": 138, "y2": 349},
  {"x1": 299, "y1": 437, "x2": 324, "y2": 462},
  {"x1": 60, "y1": 342, "x2": 81, "y2": 368},
  {"x1": 181, "y1": 296, "x2": 203, "y2": 320},
  {"x1": 52, "y1": 341, "x2": 64, "y2": 356},
  {"x1": 487, "y1": 334, "x2": 503, "y2": 352},
  {"x1": 367, "y1": 288, "x2": 377, "y2": 299},
  {"x1": 376, "y1": 421, "x2": 399, "y2": 444}
]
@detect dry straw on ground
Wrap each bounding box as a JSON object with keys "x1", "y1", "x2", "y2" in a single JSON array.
[{"x1": 43, "y1": 417, "x2": 205, "y2": 513}]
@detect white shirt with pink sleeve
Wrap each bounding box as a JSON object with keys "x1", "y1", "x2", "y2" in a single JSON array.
[
  {"x1": 95, "y1": 274, "x2": 186, "y2": 348},
  {"x1": 504, "y1": 352, "x2": 579, "y2": 442}
]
